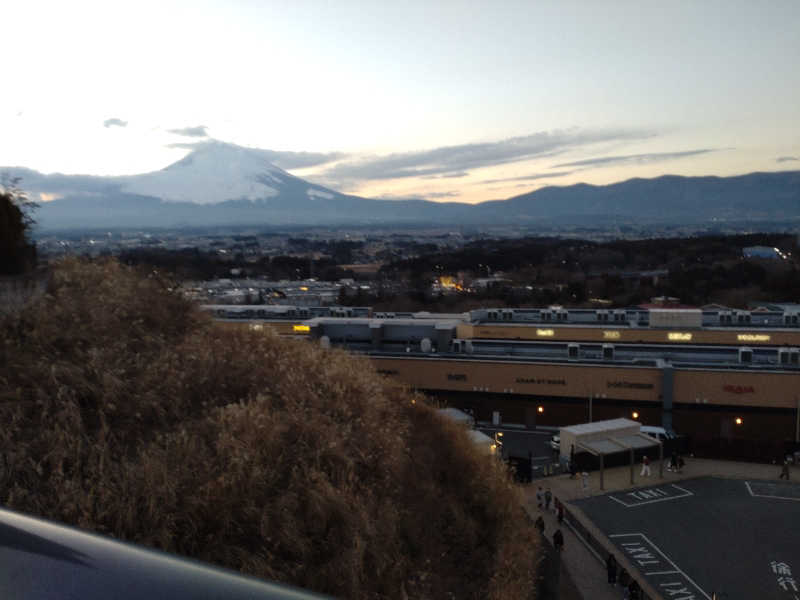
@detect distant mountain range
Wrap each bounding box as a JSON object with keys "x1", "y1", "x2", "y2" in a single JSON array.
[{"x1": 3, "y1": 141, "x2": 799, "y2": 230}]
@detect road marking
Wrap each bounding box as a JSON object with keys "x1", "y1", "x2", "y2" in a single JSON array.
[
  {"x1": 608, "y1": 484, "x2": 694, "y2": 507},
  {"x1": 610, "y1": 533, "x2": 711, "y2": 600},
  {"x1": 745, "y1": 480, "x2": 800, "y2": 502}
]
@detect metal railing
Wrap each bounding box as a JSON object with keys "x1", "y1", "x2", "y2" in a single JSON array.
[{"x1": 0, "y1": 506, "x2": 329, "y2": 600}]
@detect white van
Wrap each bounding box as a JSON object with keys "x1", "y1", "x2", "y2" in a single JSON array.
[{"x1": 640, "y1": 426, "x2": 677, "y2": 442}]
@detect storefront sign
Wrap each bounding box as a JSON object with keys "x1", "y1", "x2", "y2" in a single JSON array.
[
  {"x1": 607, "y1": 381, "x2": 655, "y2": 390},
  {"x1": 723, "y1": 384, "x2": 755, "y2": 394},
  {"x1": 515, "y1": 377, "x2": 566, "y2": 385}
]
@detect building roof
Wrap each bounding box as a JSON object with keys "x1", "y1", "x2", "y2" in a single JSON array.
[{"x1": 561, "y1": 418, "x2": 638, "y2": 436}]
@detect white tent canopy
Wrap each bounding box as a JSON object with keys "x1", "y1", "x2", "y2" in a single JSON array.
[{"x1": 558, "y1": 418, "x2": 663, "y2": 489}]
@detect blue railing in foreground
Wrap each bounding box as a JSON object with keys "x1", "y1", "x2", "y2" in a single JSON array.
[{"x1": 0, "y1": 506, "x2": 329, "y2": 599}]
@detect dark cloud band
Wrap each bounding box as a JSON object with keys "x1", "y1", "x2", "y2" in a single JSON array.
[
  {"x1": 554, "y1": 149, "x2": 717, "y2": 168},
  {"x1": 316, "y1": 129, "x2": 653, "y2": 186},
  {"x1": 168, "y1": 125, "x2": 208, "y2": 137}
]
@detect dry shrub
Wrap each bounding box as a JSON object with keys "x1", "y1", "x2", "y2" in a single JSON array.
[{"x1": 0, "y1": 258, "x2": 538, "y2": 599}]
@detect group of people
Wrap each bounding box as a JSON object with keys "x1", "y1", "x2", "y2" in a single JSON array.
[
  {"x1": 607, "y1": 553, "x2": 641, "y2": 599},
  {"x1": 534, "y1": 486, "x2": 565, "y2": 553},
  {"x1": 535, "y1": 485, "x2": 645, "y2": 598},
  {"x1": 640, "y1": 451, "x2": 686, "y2": 477},
  {"x1": 667, "y1": 451, "x2": 685, "y2": 473},
  {"x1": 535, "y1": 486, "x2": 565, "y2": 522}
]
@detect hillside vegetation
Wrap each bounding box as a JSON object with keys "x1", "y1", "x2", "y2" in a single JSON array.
[{"x1": 0, "y1": 259, "x2": 537, "y2": 599}]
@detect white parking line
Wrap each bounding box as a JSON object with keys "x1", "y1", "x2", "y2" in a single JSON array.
[
  {"x1": 608, "y1": 484, "x2": 694, "y2": 507},
  {"x1": 610, "y1": 532, "x2": 711, "y2": 600},
  {"x1": 744, "y1": 480, "x2": 800, "y2": 502}
]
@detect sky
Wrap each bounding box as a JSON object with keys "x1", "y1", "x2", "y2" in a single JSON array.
[{"x1": 1, "y1": 0, "x2": 799, "y2": 204}]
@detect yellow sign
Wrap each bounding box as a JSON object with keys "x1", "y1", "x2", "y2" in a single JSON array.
[
  {"x1": 667, "y1": 332, "x2": 692, "y2": 341},
  {"x1": 737, "y1": 334, "x2": 770, "y2": 342},
  {"x1": 293, "y1": 324, "x2": 310, "y2": 333},
  {"x1": 536, "y1": 329, "x2": 555, "y2": 337},
  {"x1": 603, "y1": 330, "x2": 621, "y2": 340}
]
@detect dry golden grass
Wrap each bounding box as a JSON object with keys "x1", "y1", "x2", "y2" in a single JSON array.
[{"x1": 0, "y1": 258, "x2": 538, "y2": 599}]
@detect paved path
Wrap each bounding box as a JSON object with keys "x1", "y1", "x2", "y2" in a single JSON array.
[
  {"x1": 522, "y1": 458, "x2": 796, "y2": 599},
  {"x1": 523, "y1": 491, "x2": 621, "y2": 600}
]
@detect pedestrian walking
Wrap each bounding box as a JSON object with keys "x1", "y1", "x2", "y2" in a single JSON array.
[
  {"x1": 544, "y1": 488, "x2": 553, "y2": 511},
  {"x1": 536, "y1": 486, "x2": 544, "y2": 508},
  {"x1": 628, "y1": 580, "x2": 641, "y2": 600},
  {"x1": 780, "y1": 459, "x2": 790, "y2": 480},
  {"x1": 535, "y1": 515, "x2": 545, "y2": 535},
  {"x1": 552, "y1": 528, "x2": 564, "y2": 552},
  {"x1": 617, "y1": 567, "x2": 631, "y2": 598},
  {"x1": 668, "y1": 451, "x2": 678, "y2": 472},
  {"x1": 677, "y1": 454, "x2": 685, "y2": 473},
  {"x1": 557, "y1": 503, "x2": 564, "y2": 525},
  {"x1": 640, "y1": 455, "x2": 651, "y2": 477},
  {"x1": 606, "y1": 553, "x2": 618, "y2": 584}
]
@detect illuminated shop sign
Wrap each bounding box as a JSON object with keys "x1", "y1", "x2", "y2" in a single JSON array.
[
  {"x1": 667, "y1": 332, "x2": 692, "y2": 341},
  {"x1": 603, "y1": 330, "x2": 621, "y2": 340},
  {"x1": 536, "y1": 329, "x2": 555, "y2": 337},
  {"x1": 293, "y1": 324, "x2": 310, "y2": 333},
  {"x1": 737, "y1": 334, "x2": 770, "y2": 342}
]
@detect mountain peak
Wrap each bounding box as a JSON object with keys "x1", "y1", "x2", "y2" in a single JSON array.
[{"x1": 124, "y1": 141, "x2": 290, "y2": 205}]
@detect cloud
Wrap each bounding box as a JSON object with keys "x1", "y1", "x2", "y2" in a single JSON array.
[
  {"x1": 776, "y1": 156, "x2": 799, "y2": 163},
  {"x1": 165, "y1": 139, "x2": 346, "y2": 169},
  {"x1": 554, "y1": 149, "x2": 717, "y2": 168},
  {"x1": 103, "y1": 118, "x2": 127, "y2": 128},
  {"x1": 168, "y1": 125, "x2": 208, "y2": 137},
  {"x1": 261, "y1": 150, "x2": 348, "y2": 169},
  {"x1": 423, "y1": 171, "x2": 470, "y2": 179},
  {"x1": 317, "y1": 128, "x2": 653, "y2": 185},
  {"x1": 427, "y1": 191, "x2": 460, "y2": 199},
  {"x1": 481, "y1": 171, "x2": 574, "y2": 184}
]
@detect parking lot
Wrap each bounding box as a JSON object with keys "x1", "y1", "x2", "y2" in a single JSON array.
[{"x1": 573, "y1": 477, "x2": 800, "y2": 599}]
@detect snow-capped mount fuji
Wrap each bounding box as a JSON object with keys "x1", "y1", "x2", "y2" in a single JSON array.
[
  {"x1": 12, "y1": 141, "x2": 455, "y2": 229},
  {"x1": 4, "y1": 142, "x2": 799, "y2": 231},
  {"x1": 119, "y1": 141, "x2": 336, "y2": 205}
]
